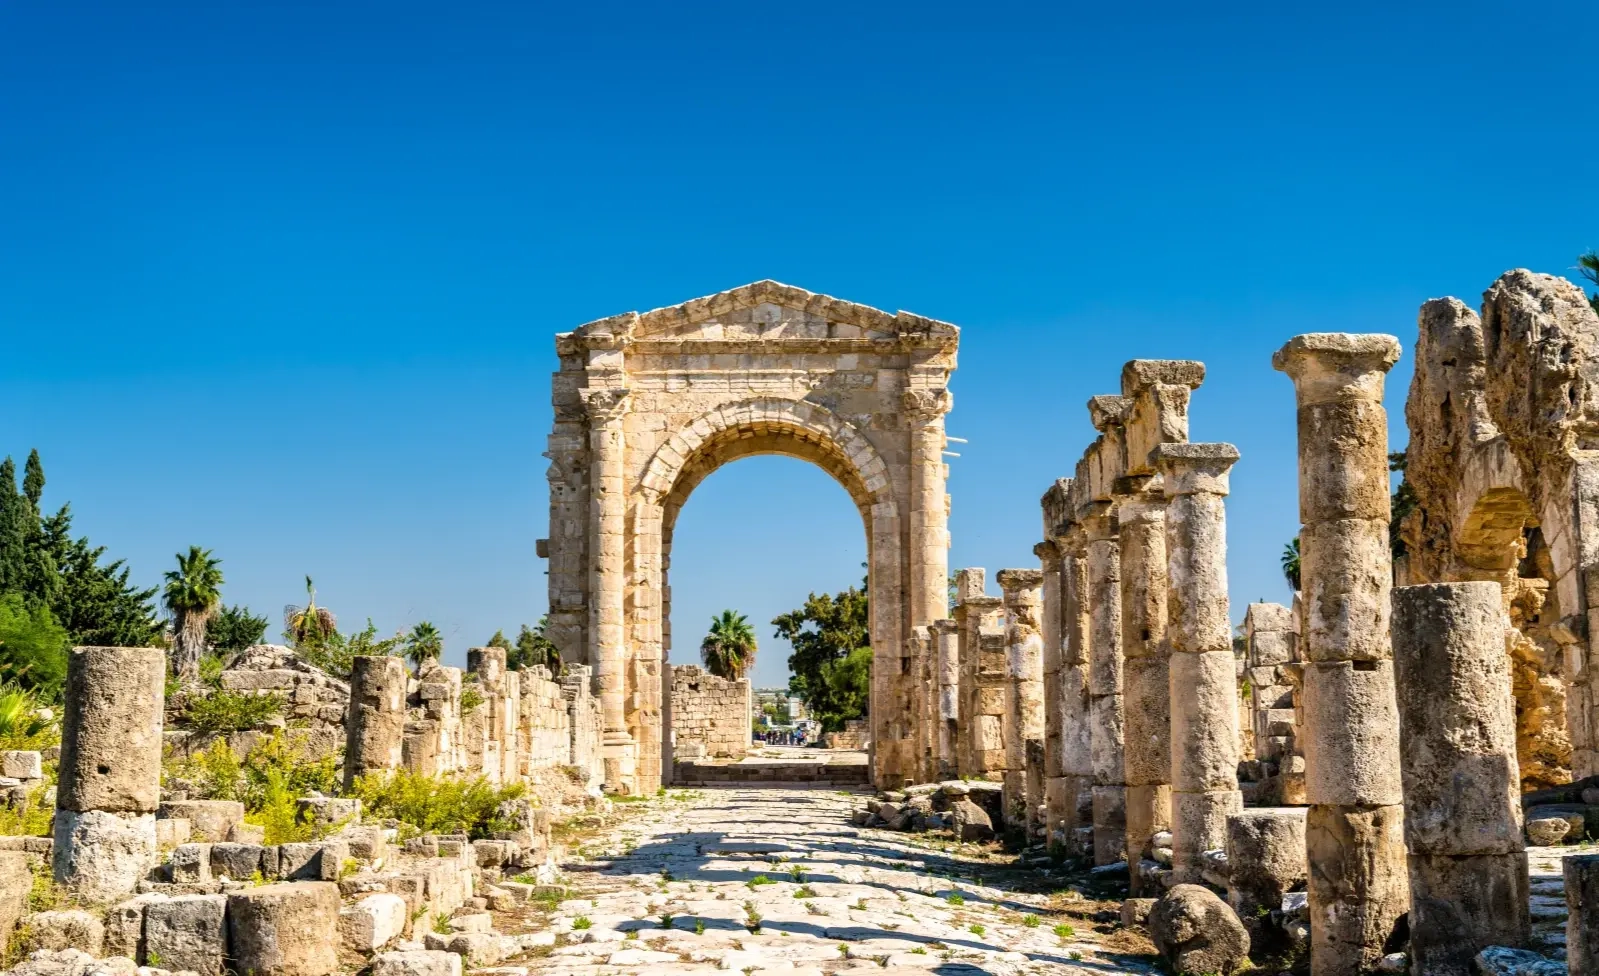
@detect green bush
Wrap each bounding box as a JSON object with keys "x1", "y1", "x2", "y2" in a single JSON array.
[
  {"x1": 0, "y1": 595, "x2": 70, "y2": 698},
  {"x1": 0, "y1": 682, "x2": 56, "y2": 751},
  {"x1": 167, "y1": 731, "x2": 340, "y2": 844},
  {"x1": 182, "y1": 690, "x2": 283, "y2": 734},
  {"x1": 348, "y1": 769, "x2": 526, "y2": 839}
]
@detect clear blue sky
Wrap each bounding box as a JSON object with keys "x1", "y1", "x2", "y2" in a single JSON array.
[{"x1": 1, "y1": 3, "x2": 1593, "y2": 689}]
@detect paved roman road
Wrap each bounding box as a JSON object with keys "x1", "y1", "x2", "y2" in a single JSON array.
[{"x1": 496, "y1": 786, "x2": 1156, "y2": 976}]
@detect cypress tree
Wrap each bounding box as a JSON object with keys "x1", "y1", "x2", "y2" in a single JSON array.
[
  {"x1": 22, "y1": 450, "x2": 43, "y2": 508},
  {"x1": 0, "y1": 457, "x2": 24, "y2": 594}
]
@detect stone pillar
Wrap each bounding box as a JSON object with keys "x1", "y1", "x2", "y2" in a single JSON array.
[
  {"x1": 583, "y1": 388, "x2": 635, "y2": 792},
  {"x1": 1035, "y1": 538, "x2": 1066, "y2": 841},
  {"x1": 1116, "y1": 478, "x2": 1171, "y2": 889},
  {"x1": 1154, "y1": 442, "x2": 1244, "y2": 885},
  {"x1": 1059, "y1": 525, "x2": 1095, "y2": 854},
  {"x1": 1567, "y1": 855, "x2": 1599, "y2": 975},
  {"x1": 53, "y1": 646, "x2": 165, "y2": 903},
  {"x1": 932, "y1": 619, "x2": 960, "y2": 781},
  {"x1": 999, "y1": 568, "x2": 1045, "y2": 835},
  {"x1": 904, "y1": 388, "x2": 952, "y2": 640},
  {"x1": 1084, "y1": 503, "x2": 1127, "y2": 865},
  {"x1": 1392, "y1": 582, "x2": 1529, "y2": 976},
  {"x1": 344, "y1": 655, "x2": 407, "y2": 790},
  {"x1": 1273, "y1": 333, "x2": 1409, "y2": 976},
  {"x1": 951, "y1": 568, "x2": 989, "y2": 778}
]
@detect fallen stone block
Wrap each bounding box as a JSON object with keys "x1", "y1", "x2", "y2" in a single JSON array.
[
  {"x1": 339, "y1": 893, "x2": 408, "y2": 952},
  {"x1": 157, "y1": 801, "x2": 244, "y2": 844},
  {"x1": 208, "y1": 843, "x2": 267, "y2": 881},
  {"x1": 143, "y1": 894, "x2": 227, "y2": 976},
  {"x1": 372, "y1": 949, "x2": 463, "y2": 976},
  {"x1": 225, "y1": 882, "x2": 339, "y2": 976},
  {"x1": 103, "y1": 892, "x2": 168, "y2": 961},
  {"x1": 1121, "y1": 898, "x2": 1155, "y2": 927},
  {"x1": 1148, "y1": 884, "x2": 1250, "y2": 975},
  {"x1": 21, "y1": 910, "x2": 105, "y2": 956},
  {"x1": 0, "y1": 851, "x2": 30, "y2": 954},
  {"x1": 154, "y1": 818, "x2": 191, "y2": 849},
  {"x1": 1, "y1": 751, "x2": 43, "y2": 780},
  {"x1": 275, "y1": 841, "x2": 348, "y2": 882},
  {"x1": 1525, "y1": 818, "x2": 1571, "y2": 847},
  {"x1": 169, "y1": 844, "x2": 212, "y2": 884}
]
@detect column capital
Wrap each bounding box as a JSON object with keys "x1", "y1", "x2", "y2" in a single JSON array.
[
  {"x1": 1033, "y1": 540, "x2": 1059, "y2": 562},
  {"x1": 1081, "y1": 501, "x2": 1118, "y2": 542},
  {"x1": 1154, "y1": 442, "x2": 1240, "y2": 497},
  {"x1": 581, "y1": 388, "x2": 632, "y2": 424},
  {"x1": 996, "y1": 567, "x2": 1045, "y2": 597},
  {"x1": 953, "y1": 567, "x2": 987, "y2": 604},
  {"x1": 929, "y1": 617, "x2": 959, "y2": 636},
  {"x1": 902, "y1": 387, "x2": 953, "y2": 424},
  {"x1": 1087, "y1": 395, "x2": 1130, "y2": 432},
  {"x1": 1271, "y1": 333, "x2": 1401, "y2": 404},
  {"x1": 1120, "y1": 359, "x2": 1205, "y2": 397}
]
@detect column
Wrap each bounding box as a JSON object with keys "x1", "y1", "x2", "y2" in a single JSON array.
[
  {"x1": 1568, "y1": 855, "x2": 1599, "y2": 975},
  {"x1": 54, "y1": 646, "x2": 165, "y2": 903},
  {"x1": 583, "y1": 388, "x2": 635, "y2": 793},
  {"x1": 1117, "y1": 477, "x2": 1171, "y2": 890},
  {"x1": 1084, "y1": 503, "x2": 1127, "y2": 866},
  {"x1": 952, "y1": 568, "x2": 989, "y2": 778},
  {"x1": 1154, "y1": 442, "x2": 1244, "y2": 885},
  {"x1": 344, "y1": 655, "x2": 407, "y2": 790},
  {"x1": 1035, "y1": 539, "x2": 1066, "y2": 843},
  {"x1": 1273, "y1": 333, "x2": 1409, "y2": 976},
  {"x1": 1059, "y1": 525, "x2": 1095, "y2": 855},
  {"x1": 932, "y1": 618, "x2": 961, "y2": 780},
  {"x1": 904, "y1": 388, "x2": 953, "y2": 630},
  {"x1": 999, "y1": 568, "x2": 1045, "y2": 835},
  {"x1": 1393, "y1": 582, "x2": 1529, "y2": 976}
]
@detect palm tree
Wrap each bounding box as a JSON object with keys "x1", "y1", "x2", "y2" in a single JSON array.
[
  {"x1": 1281, "y1": 537, "x2": 1301, "y2": 592},
  {"x1": 163, "y1": 546, "x2": 224, "y2": 682},
  {"x1": 700, "y1": 610, "x2": 756, "y2": 681},
  {"x1": 1581, "y1": 251, "x2": 1599, "y2": 314},
  {"x1": 407, "y1": 621, "x2": 443, "y2": 670},
  {"x1": 284, "y1": 576, "x2": 337, "y2": 647}
]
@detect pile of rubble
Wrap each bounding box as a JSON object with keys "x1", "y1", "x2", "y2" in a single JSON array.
[{"x1": 849, "y1": 780, "x2": 1003, "y2": 841}]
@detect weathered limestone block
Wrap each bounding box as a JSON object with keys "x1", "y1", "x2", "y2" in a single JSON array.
[
  {"x1": 1226, "y1": 809, "x2": 1307, "y2": 928},
  {"x1": 1148, "y1": 884, "x2": 1250, "y2": 975},
  {"x1": 50, "y1": 809, "x2": 157, "y2": 904},
  {"x1": 1304, "y1": 803, "x2": 1410, "y2": 975},
  {"x1": 2, "y1": 751, "x2": 43, "y2": 780},
  {"x1": 1567, "y1": 854, "x2": 1599, "y2": 976},
  {"x1": 157, "y1": 801, "x2": 244, "y2": 844},
  {"x1": 154, "y1": 817, "x2": 191, "y2": 849},
  {"x1": 103, "y1": 893, "x2": 166, "y2": 961},
  {"x1": 1392, "y1": 582, "x2": 1523, "y2": 856},
  {"x1": 276, "y1": 841, "x2": 348, "y2": 882},
  {"x1": 169, "y1": 843, "x2": 211, "y2": 883},
  {"x1": 209, "y1": 842, "x2": 268, "y2": 881},
  {"x1": 1301, "y1": 660, "x2": 1405, "y2": 807},
  {"x1": 1169, "y1": 650, "x2": 1242, "y2": 792},
  {"x1": 21, "y1": 910, "x2": 104, "y2": 956},
  {"x1": 346, "y1": 656, "x2": 408, "y2": 789},
  {"x1": 1171, "y1": 790, "x2": 1242, "y2": 868},
  {"x1": 57, "y1": 647, "x2": 165, "y2": 814},
  {"x1": 1299, "y1": 517, "x2": 1393, "y2": 664},
  {"x1": 144, "y1": 894, "x2": 228, "y2": 976},
  {"x1": 1408, "y1": 852, "x2": 1530, "y2": 976},
  {"x1": 1122, "y1": 656, "x2": 1171, "y2": 785},
  {"x1": 225, "y1": 882, "x2": 340, "y2": 976},
  {"x1": 339, "y1": 893, "x2": 408, "y2": 952},
  {"x1": 0, "y1": 851, "x2": 28, "y2": 952},
  {"x1": 372, "y1": 950, "x2": 463, "y2": 976},
  {"x1": 1092, "y1": 786, "x2": 1127, "y2": 865}
]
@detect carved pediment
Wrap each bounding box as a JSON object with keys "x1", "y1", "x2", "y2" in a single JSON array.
[{"x1": 565, "y1": 280, "x2": 957, "y2": 346}]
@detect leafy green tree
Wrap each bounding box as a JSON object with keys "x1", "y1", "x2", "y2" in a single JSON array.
[
  {"x1": 701, "y1": 610, "x2": 756, "y2": 680},
  {"x1": 0, "y1": 458, "x2": 25, "y2": 594},
  {"x1": 163, "y1": 547, "x2": 224, "y2": 682},
  {"x1": 509, "y1": 618, "x2": 561, "y2": 675},
  {"x1": 0, "y1": 593, "x2": 70, "y2": 696},
  {"x1": 772, "y1": 582, "x2": 870, "y2": 732},
  {"x1": 207, "y1": 604, "x2": 269, "y2": 654},
  {"x1": 39, "y1": 505, "x2": 161, "y2": 647},
  {"x1": 407, "y1": 621, "x2": 443, "y2": 669},
  {"x1": 1582, "y1": 251, "x2": 1599, "y2": 315},
  {"x1": 1280, "y1": 538, "x2": 1301, "y2": 591},
  {"x1": 487, "y1": 630, "x2": 512, "y2": 651},
  {"x1": 293, "y1": 618, "x2": 404, "y2": 680}
]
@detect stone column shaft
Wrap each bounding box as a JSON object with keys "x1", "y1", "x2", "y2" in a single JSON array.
[
  {"x1": 53, "y1": 645, "x2": 166, "y2": 903},
  {"x1": 1084, "y1": 505, "x2": 1127, "y2": 866},
  {"x1": 933, "y1": 619, "x2": 961, "y2": 780},
  {"x1": 344, "y1": 655, "x2": 408, "y2": 789},
  {"x1": 1059, "y1": 532, "x2": 1094, "y2": 854},
  {"x1": 1117, "y1": 479, "x2": 1172, "y2": 889},
  {"x1": 1393, "y1": 582, "x2": 1530, "y2": 976},
  {"x1": 1567, "y1": 855, "x2": 1599, "y2": 975},
  {"x1": 1155, "y1": 443, "x2": 1243, "y2": 885},
  {"x1": 584, "y1": 389, "x2": 634, "y2": 792},
  {"x1": 999, "y1": 568, "x2": 1045, "y2": 835},
  {"x1": 1274, "y1": 333, "x2": 1409, "y2": 976},
  {"x1": 1036, "y1": 540, "x2": 1067, "y2": 842}
]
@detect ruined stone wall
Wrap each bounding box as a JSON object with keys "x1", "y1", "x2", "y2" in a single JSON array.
[
  {"x1": 217, "y1": 644, "x2": 349, "y2": 730},
  {"x1": 1241, "y1": 601, "x2": 1304, "y2": 805},
  {"x1": 1401, "y1": 269, "x2": 1599, "y2": 787},
  {"x1": 669, "y1": 665, "x2": 749, "y2": 761},
  {"x1": 518, "y1": 665, "x2": 572, "y2": 774}
]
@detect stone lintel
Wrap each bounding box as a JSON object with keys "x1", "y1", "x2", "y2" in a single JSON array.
[
  {"x1": 996, "y1": 568, "x2": 1045, "y2": 594},
  {"x1": 1120, "y1": 359, "x2": 1205, "y2": 396}
]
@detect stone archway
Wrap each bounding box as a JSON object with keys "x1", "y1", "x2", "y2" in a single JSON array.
[{"x1": 539, "y1": 281, "x2": 959, "y2": 794}]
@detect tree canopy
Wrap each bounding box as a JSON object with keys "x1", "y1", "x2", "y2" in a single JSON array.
[{"x1": 772, "y1": 580, "x2": 870, "y2": 732}]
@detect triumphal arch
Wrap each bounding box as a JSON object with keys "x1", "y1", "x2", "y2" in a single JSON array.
[{"x1": 539, "y1": 280, "x2": 959, "y2": 794}]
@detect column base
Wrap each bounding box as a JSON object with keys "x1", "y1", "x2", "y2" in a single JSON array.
[
  {"x1": 602, "y1": 731, "x2": 637, "y2": 795},
  {"x1": 1307, "y1": 803, "x2": 1410, "y2": 976}
]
